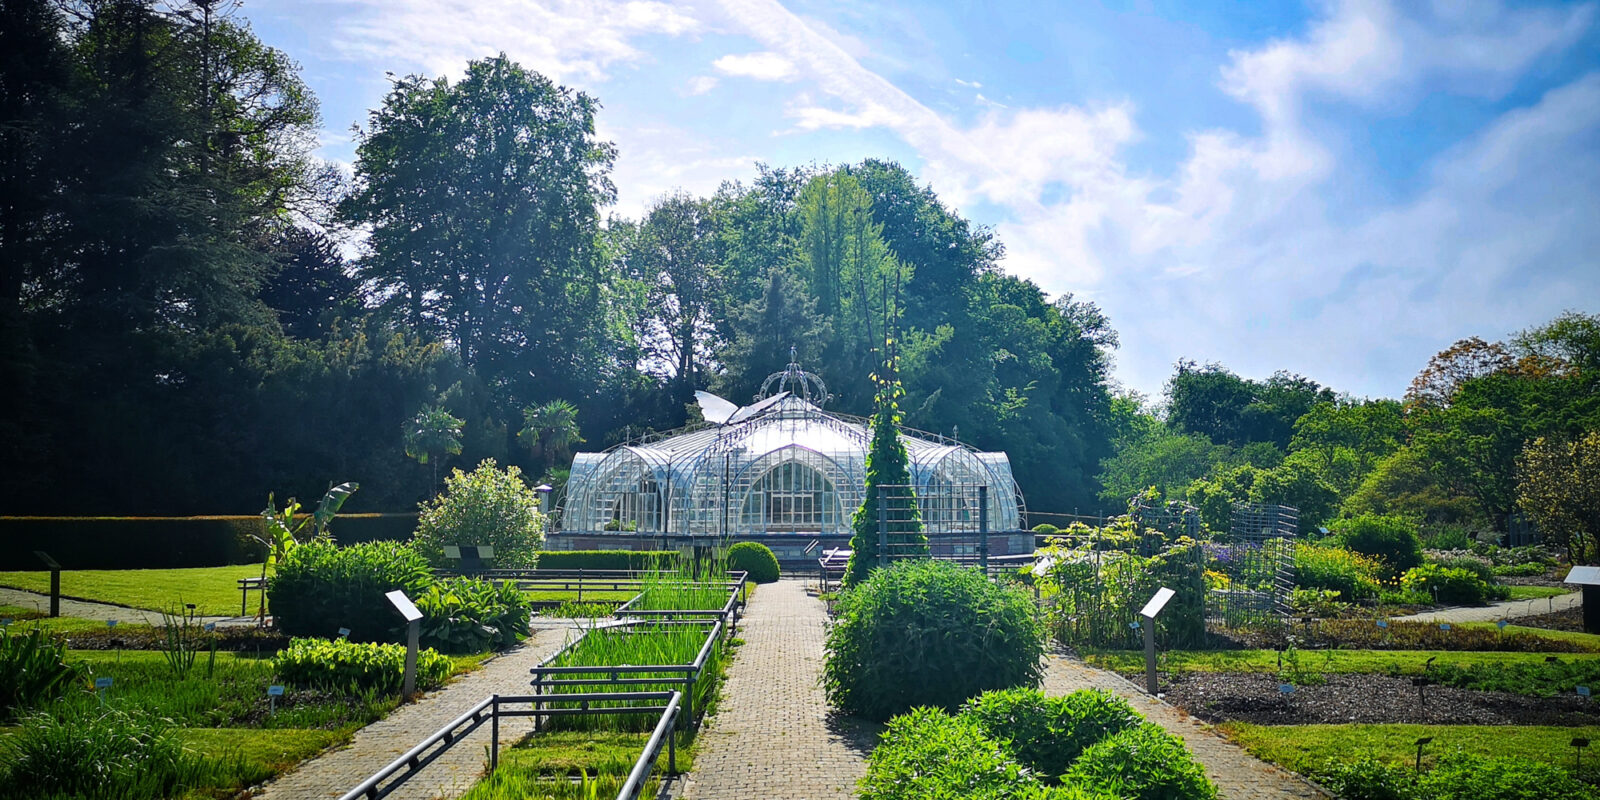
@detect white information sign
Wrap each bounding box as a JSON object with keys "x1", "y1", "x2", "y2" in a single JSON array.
[{"x1": 1139, "y1": 587, "x2": 1176, "y2": 619}]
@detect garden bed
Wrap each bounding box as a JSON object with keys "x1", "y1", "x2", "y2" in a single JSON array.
[
  {"x1": 1162, "y1": 672, "x2": 1600, "y2": 726},
  {"x1": 1517, "y1": 606, "x2": 1586, "y2": 633}
]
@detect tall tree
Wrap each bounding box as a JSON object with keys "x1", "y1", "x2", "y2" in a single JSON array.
[
  {"x1": 342, "y1": 54, "x2": 617, "y2": 405},
  {"x1": 519, "y1": 399, "x2": 583, "y2": 478},
  {"x1": 627, "y1": 193, "x2": 722, "y2": 401},
  {"x1": 1517, "y1": 432, "x2": 1600, "y2": 565},
  {"x1": 1405, "y1": 337, "x2": 1514, "y2": 410}
]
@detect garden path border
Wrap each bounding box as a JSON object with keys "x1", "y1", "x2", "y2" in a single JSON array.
[{"x1": 1389, "y1": 591, "x2": 1581, "y2": 624}]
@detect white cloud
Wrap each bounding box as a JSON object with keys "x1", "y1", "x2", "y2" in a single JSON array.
[
  {"x1": 329, "y1": 0, "x2": 700, "y2": 83},
  {"x1": 712, "y1": 0, "x2": 1599, "y2": 397},
  {"x1": 955, "y1": 78, "x2": 982, "y2": 89},
  {"x1": 712, "y1": 51, "x2": 800, "y2": 81},
  {"x1": 685, "y1": 75, "x2": 720, "y2": 95}
]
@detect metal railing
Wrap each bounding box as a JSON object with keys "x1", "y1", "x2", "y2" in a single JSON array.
[
  {"x1": 530, "y1": 618, "x2": 725, "y2": 731},
  {"x1": 611, "y1": 579, "x2": 745, "y2": 633},
  {"x1": 337, "y1": 691, "x2": 681, "y2": 800}
]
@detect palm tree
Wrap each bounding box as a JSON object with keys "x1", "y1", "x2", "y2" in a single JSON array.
[
  {"x1": 404, "y1": 405, "x2": 464, "y2": 490},
  {"x1": 520, "y1": 399, "x2": 584, "y2": 476}
]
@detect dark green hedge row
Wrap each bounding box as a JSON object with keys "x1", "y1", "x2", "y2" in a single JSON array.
[
  {"x1": 535, "y1": 550, "x2": 679, "y2": 571},
  {"x1": 0, "y1": 514, "x2": 418, "y2": 570}
]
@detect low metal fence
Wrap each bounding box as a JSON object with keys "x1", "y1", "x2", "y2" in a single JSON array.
[
  {"x1": 611, "y1": 578, "x2": 745, "y2": 633},
  {"x1": 337, "y1": 690, "x2": 681, "y2": 800},
  {"x1": 531, "y1": 618, "x2": 725, "y2": 731}
]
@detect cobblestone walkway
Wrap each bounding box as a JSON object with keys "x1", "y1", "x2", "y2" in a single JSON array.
[
  {"x1": 1041, "y1": 653, "x2": 1327, "y2": 800},
  {"x1": 673, "y1": 579, "x2": 876, "y2": 800},
  {"x1": 1390, "y1": 591, "x2": 1581, "y2": 623},
  {"x1": 252, "y1": 626, "x2": 575, "y2": 800}
]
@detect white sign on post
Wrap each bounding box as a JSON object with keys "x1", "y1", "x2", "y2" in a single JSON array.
[
  {"x1": 1140, "y1": 587, "x2": 1176, "y2": 619},
  {"x1": 386, "y1": 590, "x2": 423, "y2": 699}
]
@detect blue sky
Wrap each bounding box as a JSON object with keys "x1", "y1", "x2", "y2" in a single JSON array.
[{"x1": 250, "y1": 0, "x2": 1600, "y2": 402}]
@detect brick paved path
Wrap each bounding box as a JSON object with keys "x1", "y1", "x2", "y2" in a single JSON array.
[
  {"x1": 252, "y1": 626, "x2": 573, "y2": 800},
  {"x1": 673, "y1": 579, "x2": 876, "y2": 800},
  {"x1": 1391, "y1": 590, "x2": 1580, "y2": 623},
  {"x1": 0, "y1": 587, "x2": 241, "y2": 626},
  {"x1": 1041, "y1": 653, "x2": 1328, "y2": 800}
]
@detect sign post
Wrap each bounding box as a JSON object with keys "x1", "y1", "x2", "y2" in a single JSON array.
[
  {"x1": 1139, "y1": 587, "x2": 1176, "y2": 695},
  {"x1": 386, "y1": 590, "x2": 424, "y2": 698},
  {"x1": 34, "y1": 551, "x2": 61, "y2": 617}
]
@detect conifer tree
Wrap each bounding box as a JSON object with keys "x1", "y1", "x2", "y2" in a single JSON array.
[{"x1": 845, "y1": 344, "x2": 926, "y2": 586}]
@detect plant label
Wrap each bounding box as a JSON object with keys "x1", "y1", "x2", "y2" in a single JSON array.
[
  {"x1": 204, "y1": 622, "x2": 216, "y2": 632},
  {"x1": 1578, "y1": 686, "x2": 1592, "y2": 698},
  {"x1": 1376, "y1": 619, "x2": 1388, "y2": 629},
  {"x1": 1496, "y1": 620, "x2": 1508, "y2": 630},
  {"x1": 107, "y1": 620, "x2": 117, "y2": 629},
  {"x1": 94, "y1": 677, "x2": 113, "y2": 689},
  {"x1": 0, "y1": 618, "x2": 10, "y2": 626},
  {"x1": 1439, "y1": 623, "x2": 1450, "y2": 631},
  {"x1": 1128, "y1": 621, "x2": 1140, "y2": 630},
  {"x1": 1279, "y1": 683, "x2": 1294, "y2": 694},
  {"x1": 268, "y1": 685, "x2": 284, "y2": 696},
  {"x1": 337, "y1": 627, "x2": 351, "y2": 638}
]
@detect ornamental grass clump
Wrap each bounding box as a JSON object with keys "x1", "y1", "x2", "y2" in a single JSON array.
[
  {"x1": 541, "y1": 623, "x2": 723, "y2": 731},
  {"x1": 0, "y1": 628, "x2": 88, "y2": 721},
  {"x1": 823, "y1": 559, "x2": 1044, "y2": 721},
  {"x1": 0, "y1": 707, "x2": 246, "y2": 800}
]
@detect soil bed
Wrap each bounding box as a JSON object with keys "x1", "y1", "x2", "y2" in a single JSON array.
[
  {"x1": 1516, "y1": 606, "x2": 1585, "y2": 633},
  {"x1": 1164, "y1": 672, "x2": 1600, "y2": 726}
]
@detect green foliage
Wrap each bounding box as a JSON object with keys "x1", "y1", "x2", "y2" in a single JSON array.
[
  {"x1": 414, "y1": 577, "x2": 531, "y2": 653},
  {"x1": 404, "y1": 404, "x2": 465, "y2": 469},
  {"x1": 846, "y1": 350, "x2": 926, "y2": 587},
  {"x1": 823, "y1": 560, "x2": 1044, "y2": 721},
  {"x1": 1400, "y1": 564, "x2": 1508, "y2": 605},
  {"x1": 1061, "y1": 722, "x2": 1218, "y2": 800},
  {"x1": 267, "y1": 540, "x2": 434, "y2": 641},
  {"x1": 272, "y1": 637, "x2": 452, "y2": 694},
  {"x1": 519, "y1": 399, "x2": 584, "y2": 476},
  {"x1": 1294, "y1": 543, "x2": 1382, "y2": 600},
  {"x1": 1098, "y1": 431, "x2": 1224, "y2": 506},
  {"x1": 958, "y1": 689, "x2": 1140, "y2": 778},
  {"x1": 1517, "y1": 431, "x2": 1600, "y2": 565},
  {"x1": 1038, "y1": 532, "x2": 1207, "y2": 650},
  {"x1": 858, "y1": 707, "x2": 1044, "y2": 800},
  {"x1": 0, "y1": 707, "x2": 244, "y2": 800},
  {"x1": 542, "y1": 624, "x2": 724, "y2": 731},
  {"x1": 0, "y1": 629, "x2": 87, "y2": 720},
  {"x1": 1428, "y1": 656, "x2": 1600, "y2": 697},
  {"x1": 1316, "y1": 757, "x2": 1415, "y2": 800},
  {"x1": 1282, "y1": 619, "x2": 1593, "y2": 652},
  {"x1": 726, "y1": 542, "x2": 780, "y2": 583},
  {"x1": 1032, "y1": 524, "x2": 1061, "y2": 535},
  {"x1": 1425, "y1": 555, "x2": 1497, "y2": 585},
  {"x1": 535, "y1": 551, "x2": 679, "y2": 571},
  {"x1": 1334, "y1": 514, "x2": 1424, "y2": 574},
  {"x1": 413, "y1": 459, "x2": 545, "y2": 569},
  {"x1": 253, "y1": 482, "x2": 359, "y2": 569}
]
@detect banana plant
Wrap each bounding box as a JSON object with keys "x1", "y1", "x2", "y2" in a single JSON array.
[{"x1": 251, "y1": 482, "x2": 358, "y2": 621}]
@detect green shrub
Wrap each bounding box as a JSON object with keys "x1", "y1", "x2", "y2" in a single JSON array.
[
  {"x1": 413, "y1": 576, "x2": 531, "y2": 653},
  {"x1": 1492, "y1": 562, "x2": 1548, "y2": 578},
  {"x1": 1400, "y1": 564, "x2": 1508, "y2": 605},
  {"x1": 1032, "y1": 523, "x2": 1061, "y2": 535},
  {"x1": 1296, "y1": 618, "x2": 1592, "y2": 652},
  {"x1": 413, "y1": 459, "x2": 545, "y2": 569},
  {"x1": 1420, "y1": 524, "x2": 1473, "y2": 551},
  {"x1": 1, "y1": 629, "x2": 88, "y2": 721},
  {"x1": 0, "y1": 708, "x2": 241, "y2": 799},
  {"x1": 1316, "y1": 757, "x2": 1413, "y2": 800},
  {"x1": 1062, "y1": 722, "x2": 1217, "y2": 800},
  {"x1": 726, "y1": 542, "x2": 780, "y2": 583},
  {"x1": 858, "y1": 707, "x2": 1047, "y2": 800},
  {"x1": 959, "y1": 688, "x2": 1140, "y2": 777},
  {"x1": 267, "y1": 540, "x2": 434, "y2": 642},
  {"x1": 823, "y1": 560, "x2": 1044, "y2": 721},
  {"x1": 1426, "y1": 555, "x2": 1497, "y2": 584},
  {"x1": 535, "y1": 550, "x2": 679, "y2": 571},
  {"x1": 272, "y1": 637, "x2": 452, "y2": 694},
  {"x1": 1295, "y1": 543, "x2": 1382, "y2": 600},
  {"x1": 1333, "y1": 514, "x2": 1423, "y2": 574}
]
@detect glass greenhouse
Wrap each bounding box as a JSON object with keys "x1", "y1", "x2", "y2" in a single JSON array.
[{"x1": 558, "y1": 359, "x2": 1023, "y2": 540}]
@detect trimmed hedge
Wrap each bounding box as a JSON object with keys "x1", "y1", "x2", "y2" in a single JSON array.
[
  {"x1": 0, "y1": 514, "x2": 417, "y2": 570},
  {"x1": 535, "y1": 550, "x2": 679, "y2": 571},
  {"x1": 726, "y1": 542, "x2": 780, "y2": 583},
  {"x1": 268, "y1": 540, "x2": 434, "y2": 642}
]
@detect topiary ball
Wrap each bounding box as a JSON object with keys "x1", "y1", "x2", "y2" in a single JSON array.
[
  {"x1": 726, "y1": 542, "x2": 780, "y2": 584},
  {"x1": 823, "y1": 559, "x2": 1045, "y2": 721}
]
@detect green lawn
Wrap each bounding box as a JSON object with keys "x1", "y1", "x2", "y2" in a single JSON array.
[
  {"x1": 0, "y1": 565, "x2": 265, "y2": 616},
  {"x1": 1086, "y1": 648, "x2": 1600, "y2": 675},
  {"x1": 1220, "y1": 722, "x2": 1600, "y2": 777},
  {"x1": 1506, "y1": 585, "x2": 1573, "y2": 601},
  {"x1": 177, "y1": 726, "x2": 345, "y2": 781}
]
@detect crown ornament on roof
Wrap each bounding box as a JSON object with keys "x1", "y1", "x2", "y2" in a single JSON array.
[{"x1": 757, "y1": 345, "x2": 830, "y2": 406}]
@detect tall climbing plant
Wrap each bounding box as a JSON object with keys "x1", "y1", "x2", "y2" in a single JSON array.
[{"x1": 845, "y1": 344, "x2": 926, "y2": 586}]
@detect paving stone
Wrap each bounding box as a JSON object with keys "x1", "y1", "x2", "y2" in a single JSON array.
[
  {"x1": 672, "y1": 579, "x2": 874, "y2": 800},
  {"x1": 1041, "y1": 653, "x2": 1328, "y2": 800}
]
